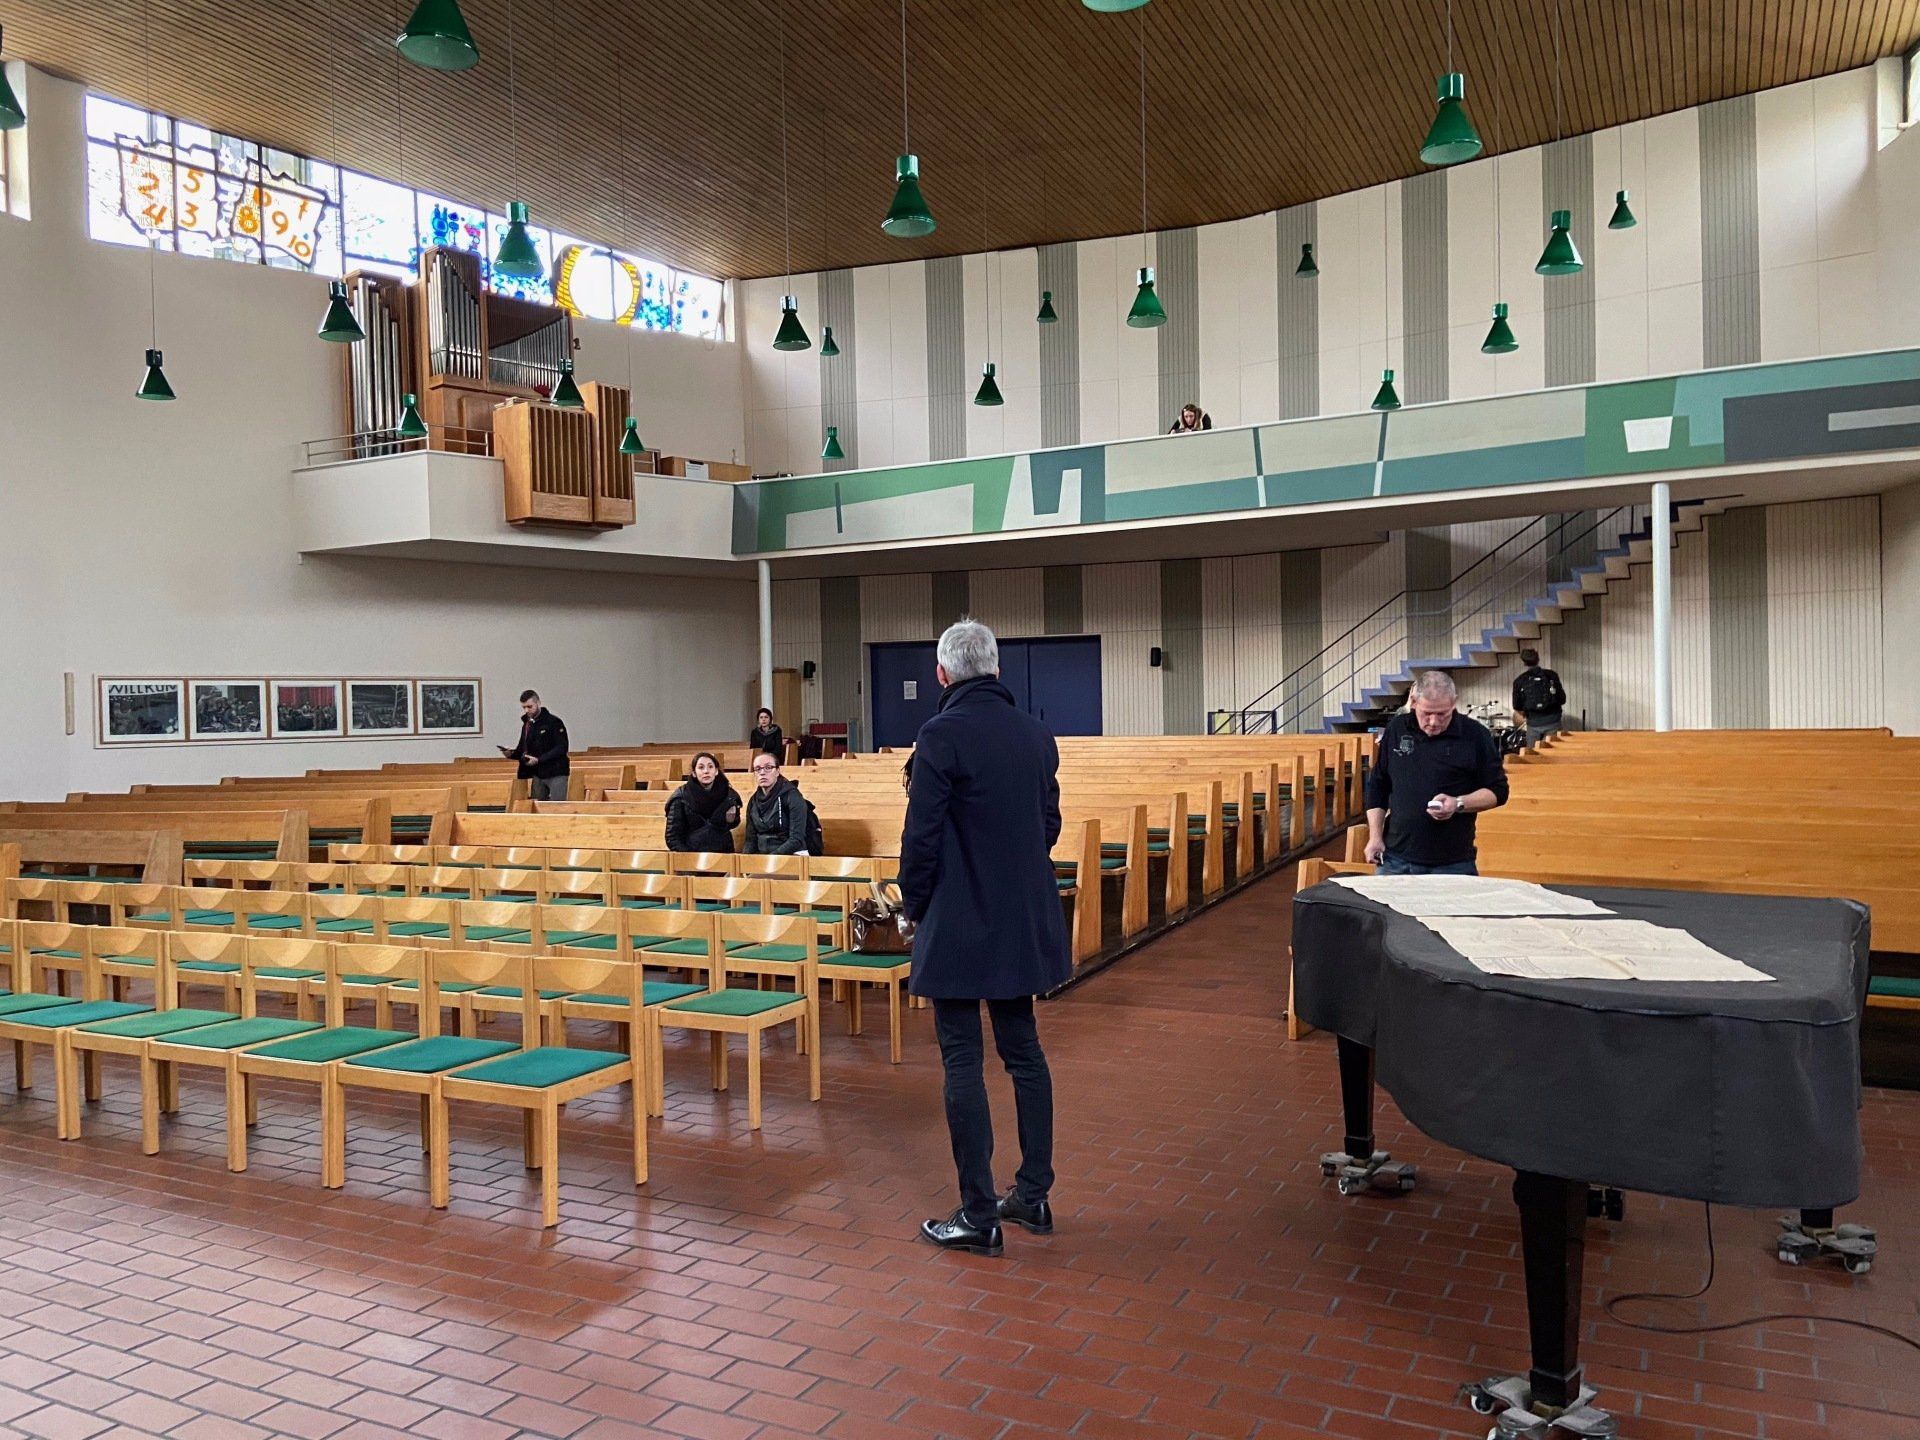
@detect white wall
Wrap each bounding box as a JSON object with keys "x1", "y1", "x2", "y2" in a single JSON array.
[
  {"x1": 1885, "y1": 481, "x2": 1920, "y2": 736},
  {"x1": 0, "y1": 69, "x2": 757, "y2": 801}
]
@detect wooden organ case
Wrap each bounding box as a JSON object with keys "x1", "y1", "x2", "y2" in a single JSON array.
[{"x1": 339, "y1": 247, "x2": 641, "y2": 529}]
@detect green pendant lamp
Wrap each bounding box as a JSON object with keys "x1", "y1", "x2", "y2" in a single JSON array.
[
  {"x1": 551, "y1": 358, "x2": 584, "y2": 407},
  {"x1": 1127, "y1": 266, "x2": 1167, "y2": 328},
  {"x1": 0, "y1": 27, "x2": 27, "y2": 129},
  {"x1": 495, "y1": 201, "x2": 544, "y2": 279},
  {"x1": 317, "y1": 280, "x2": 365, "y2": 343},
  {"x1": 1036, "y1": 289, "x2": 1059, "y2": 323},
  {"x1": 1608, "y1": 188, "x2": 1637, "y2": 229},
  {"x1": 772, "y1": 295, "x2": 812, "y2": 351},
  {"x1": 973, "y1": 361, "x2": 1004, "y2": 407},
  {"x1": 1295, "y1": 243, "x2": 1318, "y2": 279},
  {"x1": 821, "y1": 426, "x2": 845, "y2": 461},
  {"x1": 1419, "y1": 73, "x2": 1482, "y2": 166},
  {"x1": 1371, "y1": 369, "x2": 1401, "y2": 411},
  {"x1": 395, "y1": 0, "x2": 479, "y2": 70},
  {"x1": 619, "y1": 417, "x2": 646, "y2": 455},
  {"x1": 1083, "y1": 0, "x2": 1150, "y2": 9},
  {"x1": 135, "y1": 349, "x2": 176, "y2": 402},
  {"x1": 397, "y1": 392, "x2": 428, "y2": 440},
  {"x1": 1535, "y1": 208, "x2": 1582, "y2": 275},
  {"x1": 1481, "y1": 302, "x2": 1517, "y2": 353},
  {"x1": 883, "y1": 154, "x2": 936, "y2": 238},
  {"x1": 819, "y1": 326, "x2": 840, "y2": 357}
]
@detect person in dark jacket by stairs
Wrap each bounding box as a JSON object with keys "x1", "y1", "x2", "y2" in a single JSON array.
[
  {"x1": 665, "y1": 752, "x2": 743, "y2": 853},
  {"x1": 741, "y1": 754, "x2": 810, "y2": 854}
]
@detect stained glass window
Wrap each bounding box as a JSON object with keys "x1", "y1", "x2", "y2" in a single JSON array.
[{"x1": 83, "y1": 93, "x2": 727, "y2": 338}]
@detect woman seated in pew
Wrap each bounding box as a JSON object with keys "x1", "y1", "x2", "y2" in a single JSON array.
[
  {"x1": 743, "y1": 754, "x2": 817, "y2": 855},
  {"x1": 749, "y1": 708, "x2": 784, "y2": 760},
  {"x1": 665, "y1": 752, "x2": 743, "y2": 854}
]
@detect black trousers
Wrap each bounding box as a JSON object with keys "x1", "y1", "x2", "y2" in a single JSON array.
[{"x1": 930, "y1": 997, "x2": 1055, "y2": 1227}]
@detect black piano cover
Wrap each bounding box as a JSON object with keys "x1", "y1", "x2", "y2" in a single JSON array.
[{"x1": 1292, "y1": 885, "x2": 1870, "y2": 1208}]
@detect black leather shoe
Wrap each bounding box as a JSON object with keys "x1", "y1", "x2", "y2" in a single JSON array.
[
  {"x1": 997, "y1": 1190, "x2": 1054, "y2": 1235},
  {"x1": 920, "y1": 1208, "x2": 1003, "y2": 1256}
]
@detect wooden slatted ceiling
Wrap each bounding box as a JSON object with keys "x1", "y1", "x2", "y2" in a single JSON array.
[{"x1": 4, "y1": 0, "x2": 1916, "y2": 281}]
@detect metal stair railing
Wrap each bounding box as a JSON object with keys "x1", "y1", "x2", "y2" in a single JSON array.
[{"x1": 1212, "y1": 504, "x2": 1649, "y2": 734}]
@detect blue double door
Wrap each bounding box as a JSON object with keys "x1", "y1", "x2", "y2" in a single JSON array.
[{"x1": 869, "y1": 636, "x2": 1103, "y2": 749}]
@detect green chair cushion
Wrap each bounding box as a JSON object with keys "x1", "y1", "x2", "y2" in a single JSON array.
[
  {"x1": 820, "y1": 952, "x2": 912, "y2": 971},
  {"x1": 568, "y1": 981, "x2": 707, "y2": 1008},
  {"x1": 178, "y1": 960, "x2": 242, "y2": 975},
  {"x1": 388, "y1": 922, "x2": 451, "y2": 938},
  {"x1": 451, "y1": 1046, "x2": 626, "y2": 1089},
  {"x1": 184, "y1": 910, "x2": 236, "y2": 926},
  {"x1": 244, "y1": 916, "x2": 305, "y2": 931},
  {"x1": 1870, "y1": 976, "x2": 1920, "y2": 999},
  {"x1": 731, "y1": 944, "x2": 809, "y2": 964},
  {"x1": 694, "y1": 902, "x2": 761, "y2": 914},
  {"x1": 315, "y1": 918, "x2": 375, "y2": 933},
  {"x1": 545, "y1": 932, "x2": 620, "y2": 949},
  {"x1": 160, "y1": 1017, "x2": 321, "y2": 1050},
  {"x1": 100, "y1": 953, "x2": 156, "y2": 967},
  {"x1": 78, "y1": 1008, "x2": 239, "y2": 1038},
  {"x1": 1098, "y1": 857, "x2": 1126, "y2": 870},
  {"x1": 245, "y1": 1027, "x2": 414, "y2": 1063},
  {"x1": 8, "y1": 1001, "x2": 151, "y2": 1029},
  {"x1": 0, "y1": 993, "x2": 80, "y2": 1017},
  {"x1": 30, "y1": 948, "x2": 83, "y2": 961},
  {"x1": 475, "y1": 986, "x2": 570, "y2": 1000},
  {"x1": 638, "y1": 938, "x2": 710, "y2": 957},
  {"x1": 126, "y1": 911, "x2": 174, "y2": 924},
  {"x1": 387, "y1": 979, "x2": 486, "y2": 994},
  {"x1": 619, "y1": 898, "x2": 668, "y2": 909},
  {"x1": 462, "y1": 926, "x2": 531, "y2": 943},
  {"x1": 664, "y1": 988, "x2": 804, "y2": 1018},
  {"x1": 256, "y1": 967, "x2": 322, "y2": 981},
  {"x1": 346, "y1": 1035, "x2": 519, "y2": 1073}
]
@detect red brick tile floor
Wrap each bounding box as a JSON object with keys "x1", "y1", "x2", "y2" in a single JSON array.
[{"x1": 3, "y1": 861, "x2": 1918, "y2": 1440}]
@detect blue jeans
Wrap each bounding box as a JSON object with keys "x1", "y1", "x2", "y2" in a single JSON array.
[{"x1": 1378, "y1": 853, "x2": 1477, "y2": 876}]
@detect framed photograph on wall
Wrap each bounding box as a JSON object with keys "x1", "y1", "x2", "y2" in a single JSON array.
[
  {"x1": 97, "y1": 678, "x2": 186, "y2": 744},
  {"x1": 271, "y1": 680, "x2": 344, "y2": 738},
  {"x1": 189, "y1": 679, "x2": 267, "y2": 740},
  {"x1": 417, "y1": 679, "x2": 482, "y2": 735},
  {"x1": 347, "y1": 679, "x2": 414, "y2": 736}
]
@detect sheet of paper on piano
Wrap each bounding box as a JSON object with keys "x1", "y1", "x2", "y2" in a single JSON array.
[
  {"x1": 1423, "y1": 916, "x2": 1775, "y2": 982},
  {"x1": 1330, "y1": 875, "x2": 1613, "y2": 917}
]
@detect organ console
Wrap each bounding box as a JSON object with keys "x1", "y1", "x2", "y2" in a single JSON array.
[{"x1": 339, "y1": 246, "x2": 648, "y2": 527}]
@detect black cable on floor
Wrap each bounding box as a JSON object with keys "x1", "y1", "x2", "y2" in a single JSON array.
[{"x1": 1602, "y1": 1202, "x2": 1920, "y2": 1355}]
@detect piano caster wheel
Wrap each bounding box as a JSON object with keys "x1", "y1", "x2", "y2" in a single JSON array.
[
  {"x1": 1465, "y1": 1384, "x2": 1499, "y2": 1415},
  {"x1": 1586, "y1": 1187, "x2": 1624, "y2": 1222},
  {"x1": 1776, "y1": 1215, "x2": 1877, "y2": 1274},
  {"x1": 1460, "y1": 1378, "x2": 1617, "y2": 1438},
  {"x1": 1322, "y1": 1150, "x2": 1417, "y2": 1198}
]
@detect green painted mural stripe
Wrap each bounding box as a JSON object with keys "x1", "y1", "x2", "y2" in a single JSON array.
[
  {"x1": 1104, "y1": 477, "x2": 1262, "y2": 522},
  {"x1": 1379, "y1": 438, "x2": 1586, "y2": 496}
]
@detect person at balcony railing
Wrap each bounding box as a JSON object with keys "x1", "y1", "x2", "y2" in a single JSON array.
[
  {"x1": 1511, "y1": 647, "x2": 1568, "y2": 749},
  {"x1": 1362, "y1": 671, "x2": 1508, "y2": 875},
  {"x1": 1167, "y1": 402, "x2": 1212, "y2": 434}
]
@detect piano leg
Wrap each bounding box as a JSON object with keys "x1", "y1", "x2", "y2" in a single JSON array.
[{"x1": 1319, "y1": 1036, "x2": 1417, "y2": 1195}]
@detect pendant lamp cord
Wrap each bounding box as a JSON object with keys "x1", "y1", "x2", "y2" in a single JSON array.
[
  {"x1": 1445, "y1": 0, "x2": 1453, "y2": 73},
  {"x1": 1553, "y1": 0, "x2": 1563, "y2": 141},
  {"x1": 616, "y1": 48, "x2": 632, "y2": 389},
  {"x1": 390, "y1": 0, "x2": 405, "y2": 188},
  {"x1": 142, "y1": 0, "x2": 156, "y2": 347},
  {"x1": 899, "y1": 0, "x2": 910, "y2": 153},
  {"x1": 1492, "y1": 0, "x2": 1502, "y2": 287},
  {"x1": 982, "y1": 166, "x2": 992, "y2": 361},
  {"x1": 778, "y1": 0, "x2": 791, "y2": 289},
  {"x1": 1137, "y1": 8, "x2": 1148, "y2": 238},
  {"x1": 507, "y1": 0, "x2": 519, "y2": 186}
]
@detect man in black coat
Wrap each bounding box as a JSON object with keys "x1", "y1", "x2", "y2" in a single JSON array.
[
  {"x1": 499, "y1": 690, "x2": 569, "y2": 801},
  {"x1": 899, "y1": 619, "x2": 1071, "y2": 1257}
]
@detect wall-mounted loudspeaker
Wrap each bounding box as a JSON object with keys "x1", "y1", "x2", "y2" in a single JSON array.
[
  {"x1": 1149, "y1": 647, "x2": 1164, "y2": 668},
  {"x1": 802, "y1": 660, "x2": 817, "y2": 680}
]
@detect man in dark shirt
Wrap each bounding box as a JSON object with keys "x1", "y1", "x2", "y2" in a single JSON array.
[
  {"x1": 499, "y1": 689, "x2": 570, "y2": 801},
  {"x1": 1363, "y1": 671, "x2": 1509, "y2": 874},
  {"x1": 1511, "y1": 647, "x2": 1568, "y2": 749}
]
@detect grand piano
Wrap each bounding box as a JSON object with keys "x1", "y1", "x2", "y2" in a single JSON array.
[{"x1": 1291, "y1": 880, "x2": 1875, "y2": 1438}]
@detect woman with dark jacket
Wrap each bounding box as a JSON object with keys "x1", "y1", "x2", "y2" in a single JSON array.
[
  {"x1": 665, "y1": 752, "x2": 742, "y2": 853},
  {"x1": 748, "y1": 708, "x2": 784, "y2": 760},
  {"x1": 742, "y1": 754, "x2": 810, "y2": 854}
]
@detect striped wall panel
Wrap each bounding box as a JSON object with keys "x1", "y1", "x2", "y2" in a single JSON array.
[
  {"x1": 925, "y1": 257, "x2": 967, "y2": 461},
  {"x1": 1765, "y1": 496, "x2": 1882, "y2": 727},
  {"x1": 1083, "y1": 561, "x2": 1164, "y2": 736},
  {"x1": 968, "y1": 567, "x2": 1045, "y2": 638}
]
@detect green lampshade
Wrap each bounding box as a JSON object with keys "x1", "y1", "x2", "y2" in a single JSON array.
[
  {"x1": 317, "y1": 280, "x2": 366, "y2": 344},
  {"x1": 1295, "y1": 243, "x2": 1318, "y2": 279},
  {"x1": 1127, "y1": 266, "x2": 1167, "y2": 329},
  {"x1": 1608, "y1": 188, "x2": 1638, "y2": 230},
  {"x1": 0, "y1": 28, "x2": 27, "y2": 130},
  {"x1": 551, "y1": 359, "x2": 584, "y2": 408},
  {"x1": 1535, "y1": 209, "x2": 1583, "y2": 275},
  {"x1": 820, "y1": 326, "x2": 840, "y2": 357},
  {"x1": 973, "y1": 362, "x2": 1004, "y2": 407},
  {"x1": 882, "y1": 154, "x2": 936, "y2": 238},
  {"x1": 395, "y1": 0, "x2": 479, "y2": 70},
  {"x1": 821, "y1": 425, "x2": 845, "y2": 461},
  {"x1": 1082, "y1": 0, "x2": 1150, "y2": 9},
  {"x1": 1036, "y1": 289, "x2": 1059, "y2": 324},
  {"x1": 397, "y1": 392, "x2": 428, "y2": 440},
  {"x1": 1419, "y1": 72, "x2": 1482, "y2": 167},
  {"x1": 772, "y1": 295, "x2": 812, "y2": 351},
  {"x1": 1481, "y1": 301, "x2": 1518, "y2": 354},
  {"x1": 1371, "y1": 369, "x2": 1401, "y2": 411},
  {"x1": 495, "y1": 201, "x2": 544, "y2": 279},
  {"x1": 135, "y1": 349, "x2": 175, "y2": 402},
  {"x1": 619, "y1": 417, "x2": 646, "y2": 455}
]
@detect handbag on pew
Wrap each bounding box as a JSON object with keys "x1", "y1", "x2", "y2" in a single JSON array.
[{"x1": 849, "y1": 880, "x2": 916, "y2": 955}]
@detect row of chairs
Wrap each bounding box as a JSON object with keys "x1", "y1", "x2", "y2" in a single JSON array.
[
  {"x1": 323, "y1": 845, "x2": 896, "y2": 882},
  {"x1": 0, "y1": 914, "x2": 828, "y2": 1225}
]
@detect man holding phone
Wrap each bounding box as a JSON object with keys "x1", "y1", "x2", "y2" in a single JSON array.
[
  {"x1": 1362, "y1": 671, "x2": 1508, "y2": 875},
  {"x1": 500, "y1": 689, "x2": 570, "y2": 802}
]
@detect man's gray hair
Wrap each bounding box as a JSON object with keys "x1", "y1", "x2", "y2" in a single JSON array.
[
  {"x1": 937, "y1": 618, "x2": 1000, "y2": 683},
  {"x1": 1410, "y1": 670, "x2": 1457, "y2": 702}
]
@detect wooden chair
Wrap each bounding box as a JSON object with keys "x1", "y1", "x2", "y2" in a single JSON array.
[
  {"x1": 427, "y1": 844, "x2": 490, "y2": 868},
  {"x1": 348, "y1": 862, "x2": 417, "y2": 898},
  {"x1": 452, "y1": 899, "x2": 536, "y2": 949},
  {"x1": 613, "y1": 871, "x2": 683, "y2": 912},
  {"x1": 670, "y1": 851, "x2": 735, "y2": 878},
  {"x1": 17, "y1": 918, "x2": 89, "y2": 1005},
  {"x1": 545, "y1": 870, "x2": 619, "y2": 906},
  {"x1": 5, "y1": 922, "x2": 150, "y2": 1096},
  {"x1": 808, "y1": 856, "x2": 884, "y2": 883},
  {"x1": 629, "y1": 906, "x2": 725, "y2": 989},
  {"x1": 434, "y1": 948, "x2": 649, "y2": 1227},
  {"x1": 762, "y1": 878, "x2": 853, "y2": 953},
  {"x1": 736, "y1": 854, "x2": 806, "y2": 880},
  {"x1": 248, "y1": 935, "x2": 332, "y2": 1021},
  {"x1": 687, "y1": 876, "x2": 765, "y2": 915},
  {"x1": 651, "y1": 913, "x2": 821, "y2": 1129},
  {"x1": 311, "y1": 891, "x2": 384, "y2": 942},
  {"x1": 607, "y1": 849, "x2": 670, "y2": 875}
]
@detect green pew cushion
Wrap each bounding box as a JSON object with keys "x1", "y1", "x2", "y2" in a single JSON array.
[
  {"x1": 731, "y1": 944, "x2": 810, "y2": 964},
  {"x1": 387, "y1": 922, "x2": 451, "y2": 938},
  {"x1": 315, "y1": 918, "x2": 375, "y2": 933},
  {"x1": 100, "y1": 952, "x2": 156, "y2": 967},
  {"x1": 244, "y1": 916, "x2": 306, "y2": 931},
  {"x1": 346, "y1": 1035, "x2": 518, "y2": 1073},
  {"x1": 178, "y1": 960, "x2": 242, "y2": 975},
  {"x1": 693, "y1": 902, "x2": 761, "y2": 914},
  {"x1": 126, "y1": 911, "x2": 175, "y2": 924},
  {"x1": 568, "y1": 982, "x2": 706, "y2": 1008},
  {"x1": 0, "y1": 993, "x2": 81, "y2": 1017},
  {"x1": 664, "y1": 989, "x2": 804, "y2": 1018},
  {"x1": 545, "y1": 932, "x2": 620, "y2": 949},
  {"x1": 8, "y1": 1001, "x2": 151, "y2": 1029},
  {"x1": 474, "y1": 987, "x2": 569, "y2": 1000},
  {"x1": 256, "y1": 966, "x2": 322, "y2": 980},
  {"x1": 618, "y1": 898, "x2": 668, "y2": 909},
  {"x1": 245, "y1": 1027, "x2": 414, "y2": 1063},
  {"x1": 820, "y1": 951, "x2": 912, "y2": 971},
  {"x1": 30, "y1": 948, "x2": 82, "y2": 960},
  {"x1": 390, "y1": 978, "x2": 486, "y2": 995},
  {"x1": 463, "y1": 926, "x2": 532, "y2": 943},
  {"x1": 449, "y1": 1046, "x2": 626, "y2": 1089},
  {"x1": 78, "y1": 1008, "x2": 240, "y2": 1038},
  {"x1": 1870, "y1": 976, "x2": 1920, "y2": 999},
  {"x1": 159, "y1": 1017, "x2": 321, "y2": 1050},
  {"x1": 637, "y1": 938, "x2": 711, "y2": 957}
]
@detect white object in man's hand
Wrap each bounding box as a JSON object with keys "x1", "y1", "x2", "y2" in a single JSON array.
[
  {"x1": 1427, "y1": 794, "x2": 1458, "y2": 820},
  {"x1": 1363, "y1": 836, "x2": 1386, "y2": 864}
]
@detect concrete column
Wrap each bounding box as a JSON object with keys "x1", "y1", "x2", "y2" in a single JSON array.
[{"x1": 757, "y1": 559, "x2": 774, "y2": 713}]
